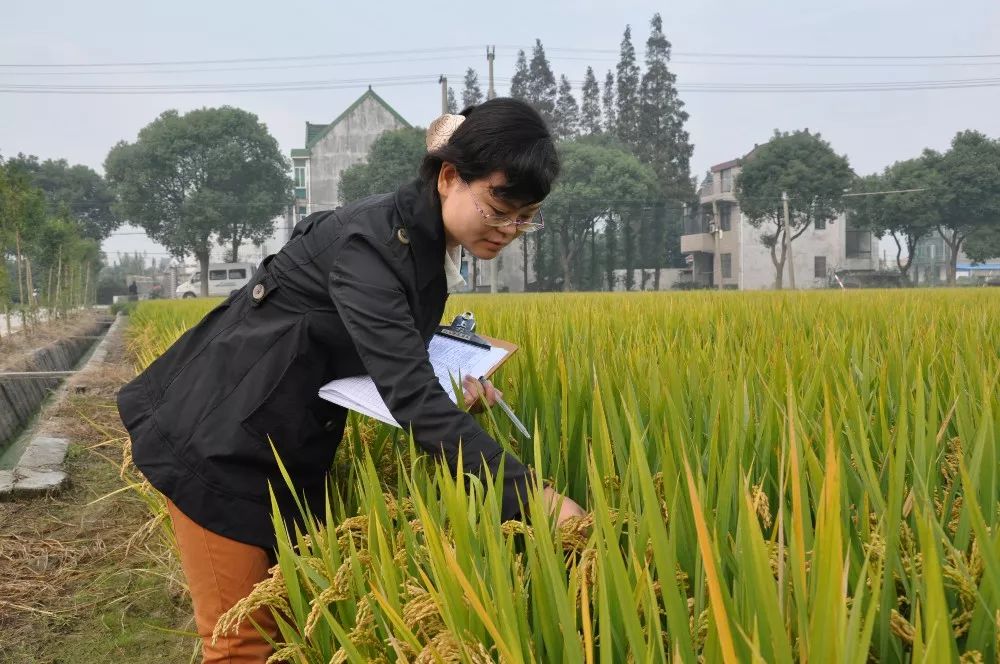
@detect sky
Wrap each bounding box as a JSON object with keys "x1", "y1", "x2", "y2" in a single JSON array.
[{"x1": 2, "y1": 0, "x2": 999, "y2": 262}]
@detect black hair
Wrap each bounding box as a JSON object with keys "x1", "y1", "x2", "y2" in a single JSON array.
[{"x1": 419, "y1": 97, "x2": 560, "y2": 206}]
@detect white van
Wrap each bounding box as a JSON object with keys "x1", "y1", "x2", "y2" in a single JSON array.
[{"x1": 175, "y1": 262, "x2": 256, "y2": 298}]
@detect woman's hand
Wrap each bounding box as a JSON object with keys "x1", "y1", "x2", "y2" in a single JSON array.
[
  {"x1": 542, "y1": 485, "x2": 588, "y2": 526},
  {"x1": 462, "y1": 375, "x2": 502, "y2": 414}
]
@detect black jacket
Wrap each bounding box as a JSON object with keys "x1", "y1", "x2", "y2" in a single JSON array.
[{"x1": 117, "y1": 180, "x2": 532, "y2": 550}]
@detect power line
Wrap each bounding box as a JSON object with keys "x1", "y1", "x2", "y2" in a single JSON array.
[
  {"x1": 6, "y1": 75, "x2": 1000, "y2": 96},
  {"x1": 529, "y1": 47, "x2": 1000, "y2": 61},
  {"x1": 0, "y1": 55, "x2": 503, "y2": 77},
  {"x1": 0, "y1": 46, "x2": 486, "y2": 69},
  {"x1": 6, "y1": 47, "x2": 1000, "y2": 69}
]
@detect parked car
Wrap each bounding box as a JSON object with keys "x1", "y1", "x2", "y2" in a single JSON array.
[{"x1": 175, "y1": 262, "x2": 256, "y2": 298}]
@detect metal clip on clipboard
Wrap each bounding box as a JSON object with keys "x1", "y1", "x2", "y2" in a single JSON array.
[{"x1": 436, "y1": 311, "x2": 491, "y2": 349}]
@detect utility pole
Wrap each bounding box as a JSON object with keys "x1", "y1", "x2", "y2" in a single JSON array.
[
  {"x1": 711, "y1": 200, "x2": 722, "y2": 291},
  {"x1": 438, "y1": 75, "x2": 448, "y2": 114},
  {"x1": 782, "y1": 191, "x2": 796, "y2": 289},
  {"x1": 486, "y1": 46, "x2": 496, "y2": 100},
  {"x1": 487, "y1": 46, "x2": 499, "y2": 293}
]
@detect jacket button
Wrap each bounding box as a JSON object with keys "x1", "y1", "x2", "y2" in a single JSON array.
[
  {"x1": 396, "y1": 228, "x2": 410, "y2": 245},
  {"x1": 252, "y1": 283, "x2": 265, "y2": 300}
]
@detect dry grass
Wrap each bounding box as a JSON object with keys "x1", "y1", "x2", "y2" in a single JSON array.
[
  {"x1": 0, "y1": 316, "x2": 197, "y2": 663},
  {"x1": 0, "y1": 310, "x2": 106, "y2": 372}
]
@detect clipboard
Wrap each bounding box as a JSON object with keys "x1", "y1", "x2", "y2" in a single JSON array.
[
  {"x1": 317, "y1": 321, "x2": 519, "y2": 428},
  {"x1": 453, "y1": 333, "x2": 517, "y2": 381}
]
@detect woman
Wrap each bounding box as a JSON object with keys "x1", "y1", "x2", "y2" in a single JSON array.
[{"x1": 117, "y1": 97, "x2": 586, "y2": 663}]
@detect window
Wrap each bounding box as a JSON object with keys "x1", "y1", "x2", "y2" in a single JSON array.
[
  {"x1": 721, "y1": 169, "x2": 733, "y2": 193},
  {"x1": 294, "y1": 166, "x2": 306, "y2": 188},
  {"x1": 814, "y1": 256, "x2": 827, "y2": 278},
  {"x1": 228, "y1": 269, "x2": 246, "y2": 280},
  {"x1": 298, "y1": 205, "x2": 307, "y2": 216},
  {"x1": 191, "y1": 273, "x2": 201, "y2": 283},
  {"x1": 721, "y1": 253, "x2": 732, "y2": 279},
  {"x1": 719, "y1": 204, "x2": 732, "y2": 232},
  {"x1": 814, "y1": 217, "x2": 826, "y2": 231},
  {"x1": 846, "y1": 230, "x2": 871, "y2": 258},
  {"x1": 209, "y1": 270, "x2": 227, "y2": 281}
]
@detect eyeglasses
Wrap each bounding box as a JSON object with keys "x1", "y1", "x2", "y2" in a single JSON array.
[{"x1": 460, "y1": 179, "x2": 544, "y2": 233}]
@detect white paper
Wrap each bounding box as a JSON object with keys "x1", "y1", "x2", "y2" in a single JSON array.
[{"x1": 318, "y1": 334, "x2": 510, "y2": 428}]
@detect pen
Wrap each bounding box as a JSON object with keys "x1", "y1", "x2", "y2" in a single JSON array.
[{"x1": 477, "y1": 376, "x2": 531, "y2": 439}]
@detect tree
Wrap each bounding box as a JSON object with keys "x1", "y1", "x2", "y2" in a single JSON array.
[
  {"x1": 525, "y1": 39, "x2": 557, "y2": 129},
  {"x1": 446, "y1": 87, "x2": 458, "y2": 114},
  {"x1": 0, "y1": 157, "x2": 46, "y2": 318},
  {"x1": 736, "y1": 130, "x2": 854, "y2": 289},
  {"x1": 602, "y1": 70, "x2": 616, "y2": 134},
  {"x1": 934, "y1": 131, "x2": 1000, "y2": 283},
  {"x1": 580, "y1": 67, "x2": 602, "y2": 135},
  {"x1": 462, "y1": 68, "x2": 483, "y2": 109},
  {"x1": 509, "y1": 50, "x2": 529, "y2": 100},
  {"x1": 552, "y1": 75, "x2": 580, "y2": 141},
  {"x1": 6, "y1": 155, "x2": 121, "y2": 241},
  {"x1": 638, "y1": 13, "x2": 693, "y2": 199},
  {"x1": 338, "y1": 128, "x2": 427, "y2": 204},
  {"x1": 963, "y1": 226, "x2": 1000, "y2": 265},
  {"x1": 26, "y1": 214, "x2": 101, "y2": 313},
  {"x1": 542, "y1": 139, "x2": 659, "y2": 290},
  {"x1": 615, "y1": 26, "x2": 641, "y2": 152},
  {"x1": 848, "y1": 157, "x2": 941, "y2": 284},
  {"x1": 105, "y1": 107, "x2": 291, "y2": 296}
]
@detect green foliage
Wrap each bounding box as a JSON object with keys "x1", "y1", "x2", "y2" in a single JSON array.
[
  {"x1": 638, "y1": 13, "x2": 693, "y2": 200},
  {"x1": 614, "y1": 26, "x2": 641, "y2": 151},
  {"x1": 937, "y1": 131, "x2": 1000, "y2": 235},
  {"x1": 104, "y1": 106, "x2": 291, "y2": 292},
  {"x1": 540, "y1": 139, "x2": 660, "y2": 290},
  {"x1": 552, "y1": 75, "x2": 579, "y2": 141},
  {"x1": 337, "y1": 128, "x2": 427, "y2": 205},
  {"x1": 963, "y1": 226, "x2": 1000, "y2": 264},
  {"x1": 737, "y1": 130, "x2": 854, "y2": 287},
  {"x1": 129, "y1": 290, "x2": 1000, "y2": 662},
  {"x1": 525, "y1": 40, "x2": 557, "y2": 130},
  {"x1": 579, "y1": 67, "x2": 602, "y2": 136},
  {"x1": 601, "y1": 70, "x2": 616, "y2": 134},
  {"x1": 509, "y1": 50, "x2": 529, "y2": 101},
  {"x1": 5, "y1": 153, "x2": 121, "y2": 241},
  {"x1": 462, "y1": 68, "x2": 483, "y2": 109},
  {"x1": 849, "y1": 156, "x2": 942, "y2": 281}
]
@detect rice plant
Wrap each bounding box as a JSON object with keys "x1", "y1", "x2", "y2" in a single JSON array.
[{"x1": 126, "y1": 290, "x2": 1000, "y2": 663}]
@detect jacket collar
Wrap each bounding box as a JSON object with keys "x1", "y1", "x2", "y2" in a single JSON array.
[{"x1": 394, "y1": 179, "x2": 446, "y2": 290}]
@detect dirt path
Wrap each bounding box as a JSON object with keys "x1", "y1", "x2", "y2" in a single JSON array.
[{"x1": 0, "y1": 315, "x2": 197, "y2": 663}]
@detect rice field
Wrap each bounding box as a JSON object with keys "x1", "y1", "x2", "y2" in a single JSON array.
[{"x1": 125, "y1": 290, "x2": 1000, "y2": 663}]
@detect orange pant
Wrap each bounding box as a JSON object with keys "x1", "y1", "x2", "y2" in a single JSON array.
[{"x1": 166, "y1": 498, "x2": 279, "y2": 663}]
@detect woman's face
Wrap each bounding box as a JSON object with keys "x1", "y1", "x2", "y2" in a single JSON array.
[{"x1": 437, "y1": 163, "x2": 542, "y2": 260}]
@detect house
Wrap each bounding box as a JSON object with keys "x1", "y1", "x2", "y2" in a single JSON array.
[
  {"x1": 207, "y1": 87, "x2": 411, "y2": 265},
  {"x1": 680, "y1": 153, "x2": 877, "y2": 290},
  {"x1": 204, "y1": 87, "x2": 534, "y2": 292},
  {"x1": 908, "y1": 234, "x2": 1000, "y2": 285},
  {"x1": 290, "y1": 87, "x2": 412, "y2": 224}
]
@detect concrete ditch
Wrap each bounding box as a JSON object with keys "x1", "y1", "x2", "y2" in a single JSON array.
[{"x1": 0, "y1": 314, "x2": 118, "y2": 497}]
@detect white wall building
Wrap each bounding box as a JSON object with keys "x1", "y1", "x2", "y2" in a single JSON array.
[{"x1": 680, "y1": 153, "x2": 877, "y2": 290}]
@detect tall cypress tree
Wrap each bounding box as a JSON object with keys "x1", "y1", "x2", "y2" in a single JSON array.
[
  {"x1": 615, "y1": 26, "x2": 641, "y2": 152},
  {"x1": 580, "y1": 66, "x2": 602, "y2": 135},
  {"x1": 526, "y1": 39, "x2": 557, "y2": 129},
  {"x1": 553, "y1": 75, "x2": 580, "y2": 140},
  {"x1": 509, "y1": 50, "x2": 529, "y2": 100},
  {"x1": 446, "y1": 87, "x2": 458, "y2": 113},
  {"x1": 462, "y1": 68, "x2": 483, "y2": 109},
  {"x1": 638, "y1": 13, "x2": 694, "y2": 273},
  {"x1": 639, "y1": 13, "x2": 693, "y2": 198},
  {"x1": 602, "y1": 70, "x2": 616, "y2": 134}
]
